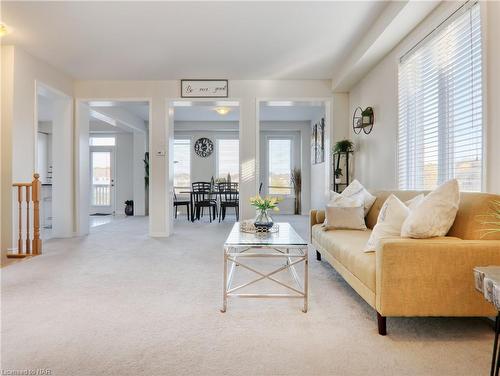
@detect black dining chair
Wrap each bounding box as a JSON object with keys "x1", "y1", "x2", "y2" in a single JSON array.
[
  {"x1": 218, "y1": 182, "x2": 239, "y2": 222},
  {"x1": 174, "y1": 192, "x2": 191, "y2": 221},
  {"x1": 192, "y1": 182, "x2": 218, "y2": 222}
]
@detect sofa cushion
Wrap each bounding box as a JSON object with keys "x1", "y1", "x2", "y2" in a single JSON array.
[{"x1": 312, "y1": 225, "x2": 375, "y2": 291}]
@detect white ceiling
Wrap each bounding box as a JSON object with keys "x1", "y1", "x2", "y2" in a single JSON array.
[
  {"x1": 2, "y1": 1, "x2": 388, "y2": 80},
  {"x1": 89, "y1": 101, "x2": 149, "y2": 121},
  {"x1": 37, "y1": 95, "x2": 53, "y2": 122}
]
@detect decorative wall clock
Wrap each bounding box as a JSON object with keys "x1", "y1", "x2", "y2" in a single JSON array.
[{"x1": 194, "y1": 137, "x2": 214, "y2": 157}]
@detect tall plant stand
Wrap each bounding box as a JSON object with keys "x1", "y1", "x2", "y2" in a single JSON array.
[{"x1": 333, "y1": 151, "x2": 352, "y2": 193}]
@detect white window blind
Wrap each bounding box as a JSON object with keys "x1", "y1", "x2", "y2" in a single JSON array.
[
  {"x1": 173, "y1": 139, "x2": 191, "y2": 192},
  {"x1": 217, "y1": 139, "x2": 240, "y2": 182},
  {"x1": 398, "y1": 2, "x2": 483, "y2": 191}
]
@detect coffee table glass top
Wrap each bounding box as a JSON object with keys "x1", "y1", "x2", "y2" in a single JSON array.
[{"x1": 224, "y1": 222, "x2": 307, "y2": 247}]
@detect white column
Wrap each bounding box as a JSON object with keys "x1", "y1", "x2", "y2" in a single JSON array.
[
  {"x1": 51, "y1": 97, "x2": 73, "y2": 237},
  {"x1": 75, "y1": 102, "x2": 90, "y2": 235},
  {"x1": 133, "y1": 131, "x2": 147, "y2": 216}
]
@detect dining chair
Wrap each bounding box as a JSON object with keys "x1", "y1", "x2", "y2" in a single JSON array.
[
  {"x1": 218, "y1": 182, "x2": 239, "y2": 222},
  {"x1": 173, "y1": 192, "x2": 191, "y2": 221},
  {"x1": 192, "y1": 182, "x2": 218, "y2": 222}
]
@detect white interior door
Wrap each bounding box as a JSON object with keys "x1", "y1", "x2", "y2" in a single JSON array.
[{"x1": 90, "y1": 149, "x2": 115, "y2": 215}]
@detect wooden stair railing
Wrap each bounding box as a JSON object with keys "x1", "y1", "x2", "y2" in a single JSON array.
[{"x1": 7, "y1": 173, "x2": 42, "y2": 258}]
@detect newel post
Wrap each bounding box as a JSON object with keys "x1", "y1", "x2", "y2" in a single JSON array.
[{"x1": 32, "y1": 173, "x2": 42, "y2": 255}]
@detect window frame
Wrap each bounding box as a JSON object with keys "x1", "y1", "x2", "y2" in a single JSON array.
[
  {"x1": 396, "y1": 1, "x2": 484, "y2": 192},
  {"x1": 266, "y1": 136, "x2": 294, "y2": 197},
  {"x1": 215, "y1": 138, "x2": 240, "y2": 183},
  {"x1": 173, "y1": 138, "x2": 192, "y2": 193}
]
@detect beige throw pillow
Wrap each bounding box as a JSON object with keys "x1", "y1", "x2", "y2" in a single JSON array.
[
  {"x1": 324, "y1": 195, "x2": 366, "y2": 230},
  {"x1": 401, "y1": 179, "x2": 460, "y2": 239}
]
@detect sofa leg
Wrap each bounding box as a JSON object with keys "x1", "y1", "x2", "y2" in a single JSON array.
[
  {"x1": 377, "y1": 312, "x2": 387, "y2": 336},
  {"x1": 316, "y1": 251, "x2": 321, "y2": 261}
]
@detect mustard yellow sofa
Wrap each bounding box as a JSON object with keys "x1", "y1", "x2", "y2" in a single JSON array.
[{"x1": 310, "y1": 191, "x2": 500, "y2": 335}]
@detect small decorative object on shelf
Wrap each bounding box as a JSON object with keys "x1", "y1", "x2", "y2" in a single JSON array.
[
  {"x1": 249, "y1": 195, "x2": 282, "y2": 231},
  {"x1": 240, "y1": 220, "x2": 279, "y2": 234},
  {"x1": 125, "y1": 200, "x2": 134, "y2": 216},
  {"x1": 334, "y1": 168, "x2": 343, "y2": 184},
  {"x1": 332, "y1": 139, "x2": 354, "y2": 193},
  {"x1": 353, "y1": 106, "x2": 374, "y2": 134}
]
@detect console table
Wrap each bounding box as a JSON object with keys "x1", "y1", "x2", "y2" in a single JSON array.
[{"x1": 474, "y1": 266, "x2": 500, "y2": 376}]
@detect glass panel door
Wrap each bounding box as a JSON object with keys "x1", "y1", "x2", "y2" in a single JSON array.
[{"x1": 91, "y1": 150, "x2": 114, "y2": 213}]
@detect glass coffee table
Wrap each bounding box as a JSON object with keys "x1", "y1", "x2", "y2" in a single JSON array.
[{"x1": 221, "y1": 222, "x2": 308, "y2": 313}]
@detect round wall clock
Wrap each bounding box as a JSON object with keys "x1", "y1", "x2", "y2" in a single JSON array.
[{"x1": 194, "y1": 137, "x2": 214, "y2": 158}]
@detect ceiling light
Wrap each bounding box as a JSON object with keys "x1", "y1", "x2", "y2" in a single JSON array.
[
  {"x1": 214, "y1": 107, "x2": 230, "y2": 115},
  {"x1": 0, "y1": 23, "x2": 11, "y2": 37}
]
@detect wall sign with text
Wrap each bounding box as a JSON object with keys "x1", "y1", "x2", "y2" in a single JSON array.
[{"x1": 181, "y1": 80, "x2": 228, "y2": 98}]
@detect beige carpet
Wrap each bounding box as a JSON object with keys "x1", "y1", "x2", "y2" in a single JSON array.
[{"x1": 0, "y1": 214, "x2": 493, "y2": 375}]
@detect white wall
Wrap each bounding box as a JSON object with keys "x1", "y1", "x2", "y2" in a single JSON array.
[
  {"x1": 75, "y1": 80, "x2": 333, "y2": 235},
  {"x1": 114, "y1": 133, "x2": 134, "y2": 215},
  {"x1": 133, "y1": 131, "x2": 147, "y2": 216},
  {"x1": 174, "y1": 128, "x2": 239, "y2": 182},
  {"x1": 347, "y1": 2, "x2": 500, "y2": 193},
  {"x1": 485, "y1": 1, "x2": 500, "y2": 193},
  {"x1": 310, "y1": 112, "x2": 328, "y2": 210},
  {"x1": 1, "y1": 46, "x2": 74, "y2": 259}
]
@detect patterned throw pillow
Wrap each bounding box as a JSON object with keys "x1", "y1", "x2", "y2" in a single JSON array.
[{"x1": 364, "y1": 194, "x2": 424, "y2": 252}]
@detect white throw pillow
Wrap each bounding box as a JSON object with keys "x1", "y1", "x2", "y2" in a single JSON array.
[
  {"x1": 401, "y1": 179, "x2": 460, "y2": 239},
  {"x1": 364, "y1": 194, "x2": 425, "y2": 252},
  {"x1": 339, "y1": 180, "x2": 376, "y2": 216},
  {"x1": 405, "y1": 194, "x2": 425, "y2": 210},
  {"x1": 324, "y1": 195, "x2": 366, "y2": 230}
]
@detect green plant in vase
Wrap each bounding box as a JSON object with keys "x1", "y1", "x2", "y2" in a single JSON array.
[
  {"x1": 333, "y1": 139, "x2": 354, "y2": 154},
  {"x1": 249, "y1": 195, "x2": 282, "y2": 230}
]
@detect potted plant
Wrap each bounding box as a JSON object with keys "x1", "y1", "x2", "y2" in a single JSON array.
[
  {"x1": 125, "y1": 200, "x2": 134, "y2": 216},
  {"x1": 334, "y1": 168, "x2": 343, "y2": 184},
  {"x1": 291, "y1": 168, "x2": 302, "y2": 215},
  {"x1": 333, "y1": 139, "x2": 354, "y2": 154},
  {"x1": 249, "y1": 195, "x2": 282, "y2": 230}
]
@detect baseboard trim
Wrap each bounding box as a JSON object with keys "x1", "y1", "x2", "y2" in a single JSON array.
[{"x1": 149, "y1": 232, "x2": 170, "y2": 238}]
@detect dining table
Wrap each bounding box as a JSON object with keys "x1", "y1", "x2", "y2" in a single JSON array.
[{"x1": 178, "y1": 189, "x2": 239, "y2": 222}]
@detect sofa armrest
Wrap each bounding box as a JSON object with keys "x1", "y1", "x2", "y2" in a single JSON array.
[
  {"x1": 310, "y1": 210, "x2": 325, "y2": 242},
  {"x1": 376, "y1": 238, "x2": 500, "y2": 316}
]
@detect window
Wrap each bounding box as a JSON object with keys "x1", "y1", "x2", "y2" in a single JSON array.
[
  {"x1": 398, "y1": 3, "x2": 482, "y2": 191},
  {"x1": 173, "y1": 139, "x2": 191, "y2": 192},
  {"x1": 268, "y1": 139, "x2": 292, "y2": 195},
  {"x1": 91, "y1": 151, "x2": 112, "y2": 206},
  {"x1": 89, "y1": 137, "x2": 115, "y2": 146},
  {"x1": 217, "y1": 139, "x2": 239, "y2": 182}
]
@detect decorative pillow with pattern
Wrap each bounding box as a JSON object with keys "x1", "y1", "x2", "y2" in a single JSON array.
[
  {"x1": 335, "y1": 179, "x2": 376, "y2": 216},
  {"x1": 364, "y1": 194, "x2": 424, "y2": 252}
]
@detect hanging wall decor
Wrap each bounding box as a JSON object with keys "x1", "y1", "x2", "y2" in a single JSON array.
[
  {"x1": 311, "y1": 118, "x2": 326, "y2": 165},
  {"x1": 353, "y1": 107, "x2": 374, "y2": 134},
  {"x1": 194, "y1": 137, "x2": 214, "y2": 157},
  {"x1": 311, "y1": 123, "x2": 317, "y2": 164}
]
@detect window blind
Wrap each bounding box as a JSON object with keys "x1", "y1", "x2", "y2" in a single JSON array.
[{"x1": 398, "y1": 2, "x2": 483, "y2": 191}]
